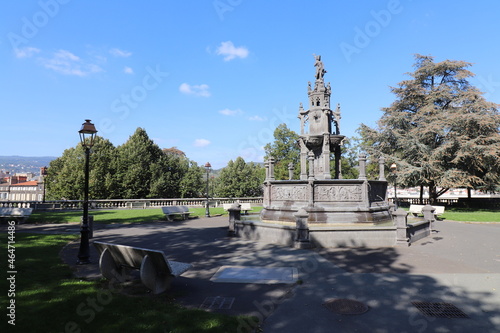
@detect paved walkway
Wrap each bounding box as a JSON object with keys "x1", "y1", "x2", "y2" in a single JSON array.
[{"x1": 12, "y1": 217, "x2": 500, "y2": 332}]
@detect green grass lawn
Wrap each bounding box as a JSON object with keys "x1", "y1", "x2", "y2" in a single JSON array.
[
  {"x1": 403, "y1": 207, "x2": 500, "y2": 222},
  {"x1": 0, "y1": 233, "x2": 252, "y2": 332},
  {"x1": 28, "y1": 206, "x2": 264, "y2": 224},
  {"x1": 28, "y1": 205, "x2": 496, "y2": 224},
  {"x1": 440, "y1": 208, "x2": 500, "y2": 222}
]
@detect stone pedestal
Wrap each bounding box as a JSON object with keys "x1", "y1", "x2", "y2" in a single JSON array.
[
  {"x1": 228, "y1": 203, "x2": 241, "y2": 237},
  {"x1": 422, "y1": 204, "x2": 436, "y2": 233},
  {"x1": 294, "y1": 208, "x2": 313, "y2": 249},
  {"x1": 393, "y1": 209, "x2": 409, "y2": 246}
]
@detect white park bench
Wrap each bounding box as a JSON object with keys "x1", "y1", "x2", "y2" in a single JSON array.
[
  {"x1": 409, "y1": 204, "x2": 445, "y2": 218},
  {"x1": 93, "y1": 241, "x2": 192, "y2": 294},
  {"x1": 161, "y1": 206, "x2": 191, "y2": 221},
  {"x1": 222, "y1": 202, "x2": 252, "y2": 214},
  {"x1": 0, "y1": 207, "x2": 33, "y2": 224}
]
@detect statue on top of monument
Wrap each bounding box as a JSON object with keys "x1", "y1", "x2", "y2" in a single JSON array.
[{"x1": 313, "y1": 54, "x2": 326, "y2": 80}]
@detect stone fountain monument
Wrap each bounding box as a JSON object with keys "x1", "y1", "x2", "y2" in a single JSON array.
[{"x1": 237, "y1": 56, "x2": 397, "y2": 247}]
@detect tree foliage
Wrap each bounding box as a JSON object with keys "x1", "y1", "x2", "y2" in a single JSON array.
[
  {"x1": 264, "y1": 124, "x2": 300, "y2": 180},
  {"x1": 359, "y1": 54, "x2": 500, "y2": 203},
  {"x1": 179, "y1": 161, "x2": 204, "y2": 198},
  {"x1": 336, "y1": 137, "x2": 360, "y2": 179},
  {"x1": 214, "y1": 157, "x2": 264, "y2": 197},
  {"x1": 45, "y1": 128, "x2": 205, "y2": 200},
  {"x1": 114, "y1": 128, "x2": 163, "y2": 199},
  {"x1": 45, "y1": 137, "x2": 117, "y2": 200}
]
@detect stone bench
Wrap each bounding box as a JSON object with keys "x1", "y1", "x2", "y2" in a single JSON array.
[
  {"x1": 161, "y1": 206, "x2": 191, "y2": 221},
  {"x1": 126, "y1": 201, "x2": 148, "y2": 209},
  {"x1": 34, "y1": 202, "x2": 62, "y2": 210},
  {"x1": 0, "y1": 207, "x2": 33, "y2": 224},
  {"x1": 222, "y1": 202, "x2": 252, "y2": 214},
  {"x1": 93, "y1": 241, "x2": 192, "y2": 294},
  {"x1": 409, "y1": 204, "x2": 445, "y2": 217}
]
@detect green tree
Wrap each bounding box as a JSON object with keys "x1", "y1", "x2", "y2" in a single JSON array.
[
  {"x1": 89, "y1": 137, "x2": 117, "y2": 199},
  {"x1": 215, "y1": 157, "x2": 264, "y2": 197},
  {"x1": 45, "y1": 137, "x2": 117, "y2": 200},
  {"x1": 263, "y1": 124, "x2": 300, "y2": 180},
  {"x1": 149, "y1": 153, "x2": 192, "y2": 198},
  {"x1": 45, "y1": 146, "x2": 83, "y2": 200},
  {"x1": 179, "y1": 161, "x2": 204, "y2": 198},
  {"x1": 114, "y1": 128, "x2": 163, "y2": 199},
  {"x1": 335, "y1": 137, "x2": 360, "y2": 179},
  {"x1": 359, "y1": 54, "x2": 500, "y2": 203}
]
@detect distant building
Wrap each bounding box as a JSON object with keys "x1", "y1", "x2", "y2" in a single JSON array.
[
  {"x1": 2, "y1": 175, "x2": 28, "y2": 184},
  {"x1": 0, "y1": 167, "x2": 46, "y2": 201}
]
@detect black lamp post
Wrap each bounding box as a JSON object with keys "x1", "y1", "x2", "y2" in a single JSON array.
[
  {"x1": 390, "y1": 163, "x2": 398, "y2": 209},
  {"x1": 204, "y1": 162, "x2": 211, "y2": 217},
  {"x1": 77, "y1": 119, "x2": 97, "y2": 265}
]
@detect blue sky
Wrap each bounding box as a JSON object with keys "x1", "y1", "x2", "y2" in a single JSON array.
[{"x1": 1, "y1": 0, "x2": 499, "y2": 168}]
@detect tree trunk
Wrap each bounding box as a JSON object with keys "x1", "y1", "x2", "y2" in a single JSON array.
[
  {"x1": 419, "y1": 185, "x2": 424, "y2": 205},
  {"x1": 428, "y1": 182, "x2": 437, "y2": 205}
]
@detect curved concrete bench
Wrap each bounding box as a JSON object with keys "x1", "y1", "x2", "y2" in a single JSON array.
[
  {"x1": 93, "y1": 241, "x2": 192, "y2": 294},
  {"x1": 0, "y1": 207, "x2": 33, "y2": 224},
  {"x1": 161, "y1": 206, "x2": 191, "y2": 221}
]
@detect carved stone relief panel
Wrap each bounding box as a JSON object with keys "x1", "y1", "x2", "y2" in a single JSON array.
[
  {"x1": 315, "y1": 185, "x2": 362, "y2": 202},
  {"x1": 271, "y1": 185, "x2": 307, "y2": 201}
]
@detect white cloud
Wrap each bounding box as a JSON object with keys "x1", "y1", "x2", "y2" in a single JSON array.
[
  {"x1": 239, "y1": 147, "x2": 265, "y2": 163},
  {"x1": 123, "y1": 66, "x2": 134, "y2": 74},
  {"x1": 248, "y1": 115, "x2": 267, "y2": 121},
  {"x1": 179, "y1": 83, "x2": 211, "y2": 97},
  {"x1": 194, "y1": 139, "x2": 211, "y2": 147},
  {"x1": 14, "y1": 47, "x2": 40, "y2": 58},
  {"x1": 219, "y1": 108, "x2": 243, "y2": 116},
  {"x1": 216, "y1": 41, "x2": 249, "y2": 61},
  {"x1": 109, "y1": 48, "x2": 132, "y2": 57},
  {"x1": 40, "y1": 49, "x2": 103, "y2": 76}
]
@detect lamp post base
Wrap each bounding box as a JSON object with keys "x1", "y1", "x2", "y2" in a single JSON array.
[
  {"x1": 76, "y1": 258, "x2": 91, "y2": 265},
  {"x1": 77, "y1": 223, "x2": 91, "y2": 265}
]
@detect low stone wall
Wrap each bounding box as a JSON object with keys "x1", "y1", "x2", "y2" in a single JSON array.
[
  {"x1": 310, "y1": 226, "x2": 397, "y2": 248},
  {"x1": 235, "y1": 220, "x2": 397, "y2": 248},
  {"x1": 393, "y1": 207, "x2": 433, "y2": 246},
  {"x1": 236, "y1": 220, "x2": 296, "y2": 246},
  {"x1": 407, "y1": 220, "x2": 432, "y2": 244},
  {"x1": 235, "y1": 208, "x2": 434, "y2": 248}
]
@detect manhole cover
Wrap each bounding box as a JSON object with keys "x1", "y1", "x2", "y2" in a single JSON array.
[
  {"x1": 200, "y1": 296, "x2": 235, "y2": 310},
  {"x1": 323, "y1": 298, "x2": 369, "y2": 315},
  {"x1": 412, "y1": 301, "x2": 469, "y2": 318}
]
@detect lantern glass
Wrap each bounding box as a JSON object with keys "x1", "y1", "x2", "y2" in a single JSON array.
[{"x1": 79, "y1": 119, "x2": 98, "y2": 148}]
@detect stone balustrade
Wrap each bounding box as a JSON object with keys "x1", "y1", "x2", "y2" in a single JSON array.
[{"x1": 0, "y1": 197, "x2": 263, "y2": 210}]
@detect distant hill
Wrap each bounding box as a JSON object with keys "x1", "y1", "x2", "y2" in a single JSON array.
[{"x1": 0, "y1": 156, "x2": 56, "y2": 175}]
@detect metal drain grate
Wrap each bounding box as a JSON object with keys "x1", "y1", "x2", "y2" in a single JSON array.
[
  {"x1": 412, "y1": 301, "x2": 469, "y2": 318},
  {"x1": 323, "y1": 298, "x2": 369, "y2": 315},
  {"x1": 200, "y1": 296, "x2": 235, "y2": 310}
]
